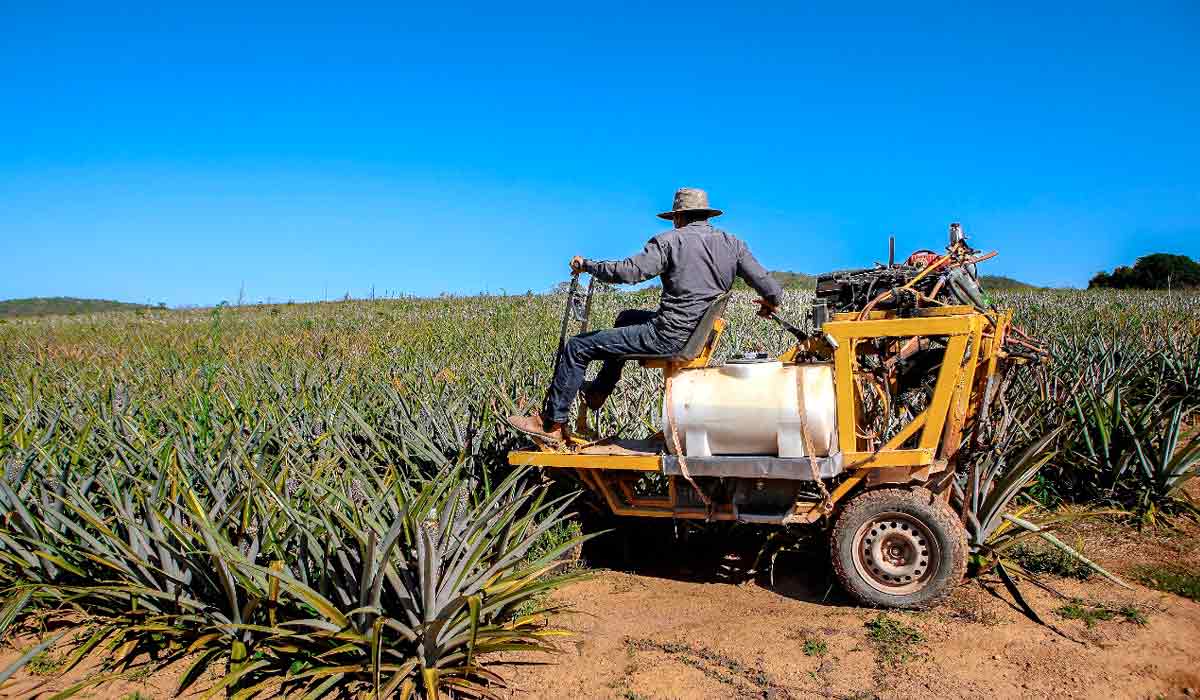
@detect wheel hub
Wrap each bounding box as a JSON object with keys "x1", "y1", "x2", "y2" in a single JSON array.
[{"x1": 851, "y1": 512, "x2": 939, "y2": 596}]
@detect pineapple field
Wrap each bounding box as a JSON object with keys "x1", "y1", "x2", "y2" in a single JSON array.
[{"x1": 1, "y1": 287, "x2": 1199, "y2": 698}]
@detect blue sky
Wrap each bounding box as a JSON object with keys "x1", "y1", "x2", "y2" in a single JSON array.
[{"x1": 1, "y1": 2, "x2": 1197, "y2": 305}]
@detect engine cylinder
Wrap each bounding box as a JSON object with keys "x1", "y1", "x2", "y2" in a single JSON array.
[{"x1": 663, "y1": 361, "x2": 838, "y2": 457}]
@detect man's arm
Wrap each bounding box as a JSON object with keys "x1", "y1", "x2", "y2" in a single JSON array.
[
  {"x1": 582, "y1": 238, "x2": 667, "y2": 284},
  {"x1": 737, "y1": 240, "x2": 784, "y2": 308}
]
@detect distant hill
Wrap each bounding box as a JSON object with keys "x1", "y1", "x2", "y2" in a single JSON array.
[
  {"x1": 0, "y1": 297, "x2": 155, "y2": 319},
  {"x1": 979, "y1": 275, "x2": 1037, "y2": 291},
  {"x1": 768, "y1": 271, "x2": 817, "y2": 289},
  {"x1": 733, "y1": 271, "x2": 817, "y2": 291}
]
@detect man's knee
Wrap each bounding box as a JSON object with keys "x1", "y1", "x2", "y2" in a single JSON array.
[
  {"x1": 614, "y1": 309, "x2": 645, "y2": 327},
  {"x1": 563, "y1": 334, "x2": 588, "y2": 361}
]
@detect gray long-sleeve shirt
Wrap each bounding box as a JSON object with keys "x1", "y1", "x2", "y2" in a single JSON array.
[{"x1": 583, "y1": 221, "x2": 783, "y2": 343}]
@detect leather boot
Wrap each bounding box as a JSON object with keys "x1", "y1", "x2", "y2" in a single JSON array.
[{"x1": 506, "y1": 413, "x2": 569, "y2": 445}]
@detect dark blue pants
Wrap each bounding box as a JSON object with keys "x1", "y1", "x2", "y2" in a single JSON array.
[{"x1": 544, "y1": 309, "x2": 680, "y2": 423}]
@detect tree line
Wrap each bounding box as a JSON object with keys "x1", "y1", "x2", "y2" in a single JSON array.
[{"x1": 1089, "y1": 253, "x2": 1200, "y2": 290}]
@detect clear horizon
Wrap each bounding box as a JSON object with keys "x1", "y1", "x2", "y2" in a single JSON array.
[{"x1": 3, "y1": 2, "x2": 1198, "y2": 306}]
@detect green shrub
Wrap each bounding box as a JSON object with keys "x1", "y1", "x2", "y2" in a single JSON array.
[
  {"x1": 801, "y1": 638, "x2": 828, "y2": 657},
  {"x1": 1130, "y1": 565, "x2": 1200, "y2": 601},
  {"x1": 865, "y1": 614, "x2": 923, "y2": 665},
  {"x1": 1055, "y1": 599, "x2": 1148, "y2": 627},
  {"x1": 1009, "y1": 539, "x2": 1094, "y2": 580}
]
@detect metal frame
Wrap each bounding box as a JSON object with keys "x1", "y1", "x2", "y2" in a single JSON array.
[{"x1": 508, "y1": 305, "x2": 1007, "y2": 525}]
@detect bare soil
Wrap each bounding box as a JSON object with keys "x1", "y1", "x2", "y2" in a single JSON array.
[
  {"x1": 3, "y1": 513, "x2": 1198, "y2": 700},
  {"x1": 495, "y1": 514, "x2": 1200, "y2": 700}
]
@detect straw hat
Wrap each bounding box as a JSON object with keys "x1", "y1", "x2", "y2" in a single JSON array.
[{"x1": 657, "y1": 187, "x2": 723, "y2": 220}]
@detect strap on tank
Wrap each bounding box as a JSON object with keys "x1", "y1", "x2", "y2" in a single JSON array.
[
  {"x1": 798, "y1": 368, "x2": 835, "y2": 516},
  {"x1": 664, "y1": 372, "x2": 712, "y2": 517}
]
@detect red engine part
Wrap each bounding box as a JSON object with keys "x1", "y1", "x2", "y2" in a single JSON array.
[{"x1": 906, "y1": 250, "x2": 940, "y2": 268}]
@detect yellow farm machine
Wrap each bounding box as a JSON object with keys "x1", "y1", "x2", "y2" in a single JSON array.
[{"x1": 510, "y1": 225, "x2": 1044, "y2": 607}]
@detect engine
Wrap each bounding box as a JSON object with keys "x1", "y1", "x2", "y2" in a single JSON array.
[
  {"x1": 815, "y1": 264, "x2": 929, "y2": 314},
  {"x1": 813, "y1": 224, "x2": 990, "y2": 317}
]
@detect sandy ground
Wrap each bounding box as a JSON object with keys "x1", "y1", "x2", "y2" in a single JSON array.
[
  {"x1": 497, "y1": 548, "x2": 1200, "y2": 700},
  {"x1": 3, "y1": 515, "x2": 1198, "y2": 700},
  {"x1": 494, "y1": 518, "x2": 1200, "y2": 696}
]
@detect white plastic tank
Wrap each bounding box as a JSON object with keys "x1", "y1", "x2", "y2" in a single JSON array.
[{"x1": 663, "y1": 360, "x2": 838, "y2": 457}]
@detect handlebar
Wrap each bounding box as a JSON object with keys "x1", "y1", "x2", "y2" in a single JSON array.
[{"x1": 767, "y1": 310, "x2": 809, "y2": 342}]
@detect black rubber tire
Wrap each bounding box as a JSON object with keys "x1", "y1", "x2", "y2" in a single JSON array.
[{"x1": 830, "y1": 487, "x2": 967, "y2": 609}]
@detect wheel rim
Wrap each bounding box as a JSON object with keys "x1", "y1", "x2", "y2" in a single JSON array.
[{"x1": 851, "y1": 511, "x2": 939, "y2": 596}]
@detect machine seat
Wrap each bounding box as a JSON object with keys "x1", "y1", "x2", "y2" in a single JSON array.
[{"x1": 620, "y1": 292, "x2": 732, "y2": 362}]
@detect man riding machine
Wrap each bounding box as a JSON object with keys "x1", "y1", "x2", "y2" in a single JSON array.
[{"x1": 507, "y1": 186, "x2": 782, "y2": 442}]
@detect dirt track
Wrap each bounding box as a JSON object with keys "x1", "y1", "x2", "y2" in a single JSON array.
[{"x1": 498, "y1": 522, "x2": 1200, "y2": 700}]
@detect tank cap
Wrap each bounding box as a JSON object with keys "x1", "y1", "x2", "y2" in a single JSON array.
[{"x1": 727, "y1": 351, "x2": 774, "y2": 364}]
